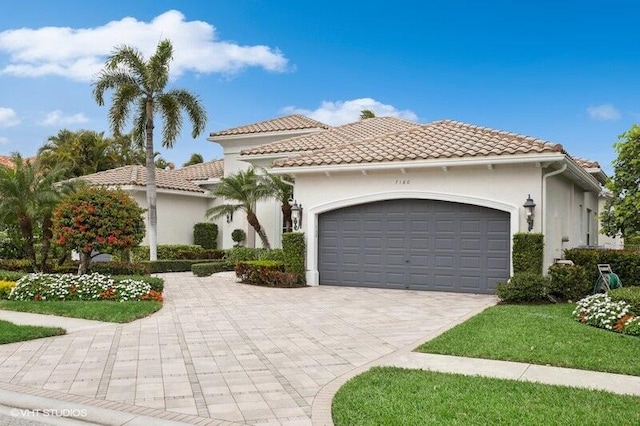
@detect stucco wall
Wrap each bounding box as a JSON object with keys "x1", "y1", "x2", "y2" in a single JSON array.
[
  {"x1": 291, "y1": 164, "x2": 546, "y2": 285},
  {"x1": 132, "y1": 191, "x2": 211, "y2": 246}
]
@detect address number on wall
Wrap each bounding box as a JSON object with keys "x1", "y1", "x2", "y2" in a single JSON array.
[{"x1": 395, "y1": 179, "x2": 411, "y2": 185}]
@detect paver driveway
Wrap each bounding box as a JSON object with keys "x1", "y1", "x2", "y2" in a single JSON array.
[{"x1": 0, "y1": 272, "x2": 496, "y2": 425}]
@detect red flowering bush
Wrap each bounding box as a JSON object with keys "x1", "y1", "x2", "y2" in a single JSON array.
[{"x1": 53, "y1": 188, "x2": 145, "y2": 274}]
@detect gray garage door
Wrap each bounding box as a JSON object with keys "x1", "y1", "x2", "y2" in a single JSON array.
[{"x1": 318, "y1": 199, "x2": 510, "y2": 294}]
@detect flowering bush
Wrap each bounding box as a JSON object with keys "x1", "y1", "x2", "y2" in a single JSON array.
[
  {"x1": 573, "y1": 293, "x2": 640, "y2": 336},
  {"x1": 8, "y1": 273, "x2": 159, "y2": 302},
  {"x1": 0, "y1": 280, "x2": 16, "y2": 299}
]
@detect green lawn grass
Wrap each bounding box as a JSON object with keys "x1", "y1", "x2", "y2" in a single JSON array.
[
  {"x1": 332, "y1": 367, "x2": 640, "y2": 426},
  {"x1": 0, "y1": 319, "x2": 65, "y2": 344},
  {"x1": 416, "y1": 303, "x2": 640, "y2": 376},
  {"x1": 0, "y1": 300, "x2": 162, "y2": 323}
]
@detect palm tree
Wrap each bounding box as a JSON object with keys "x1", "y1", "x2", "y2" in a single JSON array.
[
  {"x1": 183, "y1": 153, "x2": 204, "y2": 167},
  {"x1": 206, "y1": 168, "x2": 273, "y2": 249},
  {"x1": 264, "y1": 172, "x2": 294, "y2": 232},
  {"x1": 0, "y1": 153, "x2": 73, "y2": 270},
  {"x1": 360, "y1": 109, "x2": 376, "y2": 119},
  {"x1": 93, "y1": 39, "x2": 207, "y2": 260}
]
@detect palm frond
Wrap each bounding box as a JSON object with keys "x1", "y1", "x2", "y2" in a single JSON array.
[
  {"x1": 157, "y1": 93, "x2": 182, "y2": 148},
  {"x1": 206, "y1": 203, "x2": 242, "y2": 220},
  {"x1": 167, "y1": 89, "x2": 207, "y2": 138}
]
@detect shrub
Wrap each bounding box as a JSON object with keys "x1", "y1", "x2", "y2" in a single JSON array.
[
  {"x1": 496, "y1": 273, "x2": 549, "y2": 303},
  {"x1": 235, "y1": 260, "x2": 284, "y2": 285},
  {"x1": 192, "y1": 261, "x2": 234, "y2": 277},
  {"x1": 194, "y1": 223, "x2": 218, "y2": 249},
  {"x1": 114, "y1": 275, "x2": 164, "y2": 293},
  {"x1": 0, "y1": 281, "x2": 16, "y2": 299},
  {"x1": 142, "y1": 259, "x2": 213, "y2": 273},
  {"x1": 564, "y1": 248, "x2": 640, "y2": 285},
  {"x1": 512, "y1": 233, "x2": 544, "y2": 274},
  {"x1": 259, "y1": 270, "x2": 302, "y2": 288},
  {"x1": 573, "y1": 293, "x2": 640, "y2": 336},
  {"x1": 175, "y1": 249, "x2": 225, "y2": 260},
  {"x1": 547, "y1": 263, "x2": 591, "y2": 301},
  {"x1": 282, "y1": 232, "x2": 306, "y2": 284},
  {"x1": 0, "y1": 259, "x2": 33, "y2": 272},
  {"x1": 0, "y1": 270, "x2": 26, "y2": 281},
  {"x1": 259, "y1": 249, "x2": 285, "y2": 262},
  {"x1": 226, "y1": 247, "x2": 267, "y2": 264},
  {"x1": 609, "y1": 286, "x2": 640, "y2": 315},
  {"x1": 118, "y1": 244, "x2": 207, "y2": 262},
  {"x1": 9, "y1": 273, "x2": 159, "y2": 302},
  {"x1": 91, "y1": 262, "x2": 149, "y2": 276},
  {"x1": 231, "y1": 229, "x2": 246, "y2": 246}
]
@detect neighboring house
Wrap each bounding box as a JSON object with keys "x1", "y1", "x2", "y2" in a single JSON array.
[{"x1": 208, "y1": 116, "x2": 610, "y2": 294}]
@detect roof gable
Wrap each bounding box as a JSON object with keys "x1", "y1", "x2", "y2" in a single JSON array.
[
  {"x1": 210, "y1": 114, "x2": 330, "y2": 137},
  {"x1": 241, "y1": 116, "x2": 420, "y2": 156},
  {"x1": 273, "y1": 119, "x2": 565, "y2": 168}
]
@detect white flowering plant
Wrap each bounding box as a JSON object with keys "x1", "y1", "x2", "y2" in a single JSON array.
[
  {"x1": 8, "y1": 273, "x2": 157, "y2": 302},
  {"x1": 573, "y1": 293, "x2": 639, "y2": 336}
]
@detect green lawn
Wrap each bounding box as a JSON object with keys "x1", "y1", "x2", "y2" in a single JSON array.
[
  {"x1": 0, "y1": 300, "x2": 163, "y2": 323},
  {"x1": 416, "y1": 303, "x2": 640, "y2": 376},
  {"x1": 332, "y1": 367, "x2": 640, "y2": 426},
  {"x1": 0, "y1": 319, "x2": 65, "y2": 344}
]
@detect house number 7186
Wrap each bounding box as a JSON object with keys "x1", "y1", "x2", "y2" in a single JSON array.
[{"x1": 395, "y1": 179, "x2": 411, "y2": 185}]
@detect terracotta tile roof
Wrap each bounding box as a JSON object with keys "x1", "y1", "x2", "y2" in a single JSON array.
[
  {"x1": 210, "y1": 114, "x2": 330, "y2": 137},
  {"x1": 572, "y1": 157, "x2": 600, "y2": 169},
  {"x1": 0, "y1": 156, "x2": 13, "y2": 168},
  {"x1": 80, "y1": 165, "x2": 205, "y2": 193},
  {"x1": 174, "y1": 159, "x2": 224, "y2": 181},
  {"x1": 274, "y1": 119, "x2": 565, "y2": 168},
  {"x1": 241, "y1": 116, "x2": 420, "y2": 156}
]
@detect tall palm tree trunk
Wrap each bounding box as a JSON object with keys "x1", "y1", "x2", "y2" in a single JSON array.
[
  {"x1": 17, "y1": 215, "x2": 36, "y2": 271},
  {"x1": 247, "y1": 211, "x2": 271, "y2": 249},
  {"x1": 145, "y1": 99, "x2": 158, "y2": 261}
]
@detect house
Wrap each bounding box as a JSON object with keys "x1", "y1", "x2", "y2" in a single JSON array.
[
  {"x1": 208, "y1": 116, "x2": 609, "y2": 294},
  {"x1": 79, "y1": 114, "x2": 610, "y2": 295}
]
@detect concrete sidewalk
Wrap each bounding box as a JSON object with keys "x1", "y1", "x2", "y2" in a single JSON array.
[{"x1": 0, "y1": 311, "x2": 112, "y2": 334}]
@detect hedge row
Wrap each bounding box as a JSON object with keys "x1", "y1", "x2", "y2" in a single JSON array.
[
  {"x1": 192, "y1": 261, "x2": 234, "y2": 277},
  {"x1": 234, "y1": 260, "x2": 302, "y2": 288},
  {"x1": 512, "y1": 233, "x2": 544, "y2": 274},
  {"x1": 282, "y1": 233, "x2": 305, "y2": 284},
  {"x1": 115, "y1": 245, "x2": 225, "y2": 262},
  {"x1": 564, "y1": 248, "x2": 640, "y2": 285}
]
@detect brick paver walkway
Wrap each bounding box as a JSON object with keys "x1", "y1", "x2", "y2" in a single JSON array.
[{"x1": 0, "y1": 272, "x2": 496, "y2": 425}]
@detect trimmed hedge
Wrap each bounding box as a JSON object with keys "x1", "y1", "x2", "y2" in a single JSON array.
[
  {"x1": 0, "y1": 259, "x2": 32, "y2": 272},
  {"x1": 226, "y1": 247, "x2": 267, "y2": 263},
  {"x1": 609, "y1": 286, "x2": 640, "y2": 315},
  {"x1": 192, "y1": 261, "x2": 234, "y2": 277},
  {"x1": 496, "y1": 273, "x2": 550, "y2": 303},
  {"x1": 91, "y1": 261, "x2": 149, "y2": 276},
  {"x1": 547, "y1": 263, "x2": 591, "y2": 301},
  {"x1": 235, "y1": 260, "x2": 285, "y2": 285},
  {"x1": 194, "y1": 223, "x2": 218, "y2": 249},
  {"x1": 142, "y1": 259, "x2": 214, "y2": 273},
  {"x1": 512, "y1": 233, "x2": 544, "y2": 274},
  {"x1": 282, "y1": 232, "x2": 305, "y2": 284},
  {"x1": 564, "y1": 248, "x2": 640, "y2": 285},
  {"x1": 118, "y1": 245, "x2": 207, "y2": 262}
]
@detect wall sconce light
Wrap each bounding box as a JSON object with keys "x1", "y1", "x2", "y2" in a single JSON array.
[
  {"x1": 289, "y1": 200, "x2": 303, "y2": 231},
  {"x1": 523, "y1": 194, "x2": 536, "y2": 232},
  {"x1": 226, "y1": 212, "x2": 233, "y2": 223}
]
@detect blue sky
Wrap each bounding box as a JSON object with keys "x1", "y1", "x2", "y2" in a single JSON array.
[{"x1": 0, "y1": 1, "x2": 638, "y2": 173}]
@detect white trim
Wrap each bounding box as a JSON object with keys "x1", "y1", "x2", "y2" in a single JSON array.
[
  {"x1": 117, "y1": 185, "x2": 211, "y2": 198},
  {"x1": 304, "y1": 190, "x2": 519, "y2": 286}
]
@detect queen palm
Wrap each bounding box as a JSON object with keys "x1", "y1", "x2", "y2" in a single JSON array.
[
  {"x1": 206, "y1": 168, "x2": 273, "y2": 249},
  {"x1": 93, "y1": 39, "x2": 206, "y2": 260}
]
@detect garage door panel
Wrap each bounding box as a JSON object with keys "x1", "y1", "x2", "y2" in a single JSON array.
[{"x1": 318, "y1": 199, "x2": 510, "y2": 294}]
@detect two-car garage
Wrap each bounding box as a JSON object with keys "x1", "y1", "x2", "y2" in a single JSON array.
[{"x1": 318, "y1": 199, "x2": 510, "y2": 294}]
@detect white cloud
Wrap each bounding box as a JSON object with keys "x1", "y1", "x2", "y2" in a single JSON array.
[
  {"x1": 0, "y1": 107, "x2": 20, "y2": 127},
  {"x1": 587, "y1": 104, "x2": 621, "y2": 121},
  {"x1": 0, "y1": 136, "x2": 8, "y2": 145},
  {"x1": 0, "y1": 10, "x2": 288, "y2": 82},
  {"x1": 39, "y1": 110, "x2": 89, "y2": 126},
  {"x1": 282, "y1": 98, "x2": 418, "y2": 126}
]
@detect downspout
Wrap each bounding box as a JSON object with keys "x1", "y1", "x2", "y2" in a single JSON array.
[{"x1": 542, "y1": 163, "x2": 568, "y2": 268}]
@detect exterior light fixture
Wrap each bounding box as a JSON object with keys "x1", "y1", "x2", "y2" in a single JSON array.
[
  {"x1": 226, "y1": 212, "x2": 233, "y2": 223},
  {"x1": 290, "y1": 200, "x2": 303, "y2": 231},
  {"x1": 523, "y1": 195, "x2": 536, "y2": 232}
]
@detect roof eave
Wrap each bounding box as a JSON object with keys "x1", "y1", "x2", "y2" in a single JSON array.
[{"x1": 208, "y1": 128, "x2": 325, "y2": 143}]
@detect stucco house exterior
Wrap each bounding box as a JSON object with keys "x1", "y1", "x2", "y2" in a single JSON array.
[{"x1": 79, "y1": 114, "x2": 611, "y2": 295}]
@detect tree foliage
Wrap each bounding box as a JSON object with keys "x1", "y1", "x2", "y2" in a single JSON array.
[
  {"x1": 53, "y1": 187, "x2": 145, "y2": 274},
  {"x1": 93, "y1": 39, "x2": 207, "y2": 261},
  {"x1": 601, "y1": 125, "x2": 640, "y2": 237},
  {"x1": 183, "y1": 153, "x2": 204, "y2": 167},
  {"x1": 206, "y1": 168, "x2": 274, "y2": 249},
  {"x1": 360, "y1": 109, "x2": 376, "y2": 119}
]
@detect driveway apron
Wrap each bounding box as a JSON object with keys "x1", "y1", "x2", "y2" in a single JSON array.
[{"x1": 0, "y1": 272, "x2": 496, "y2": 425}]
